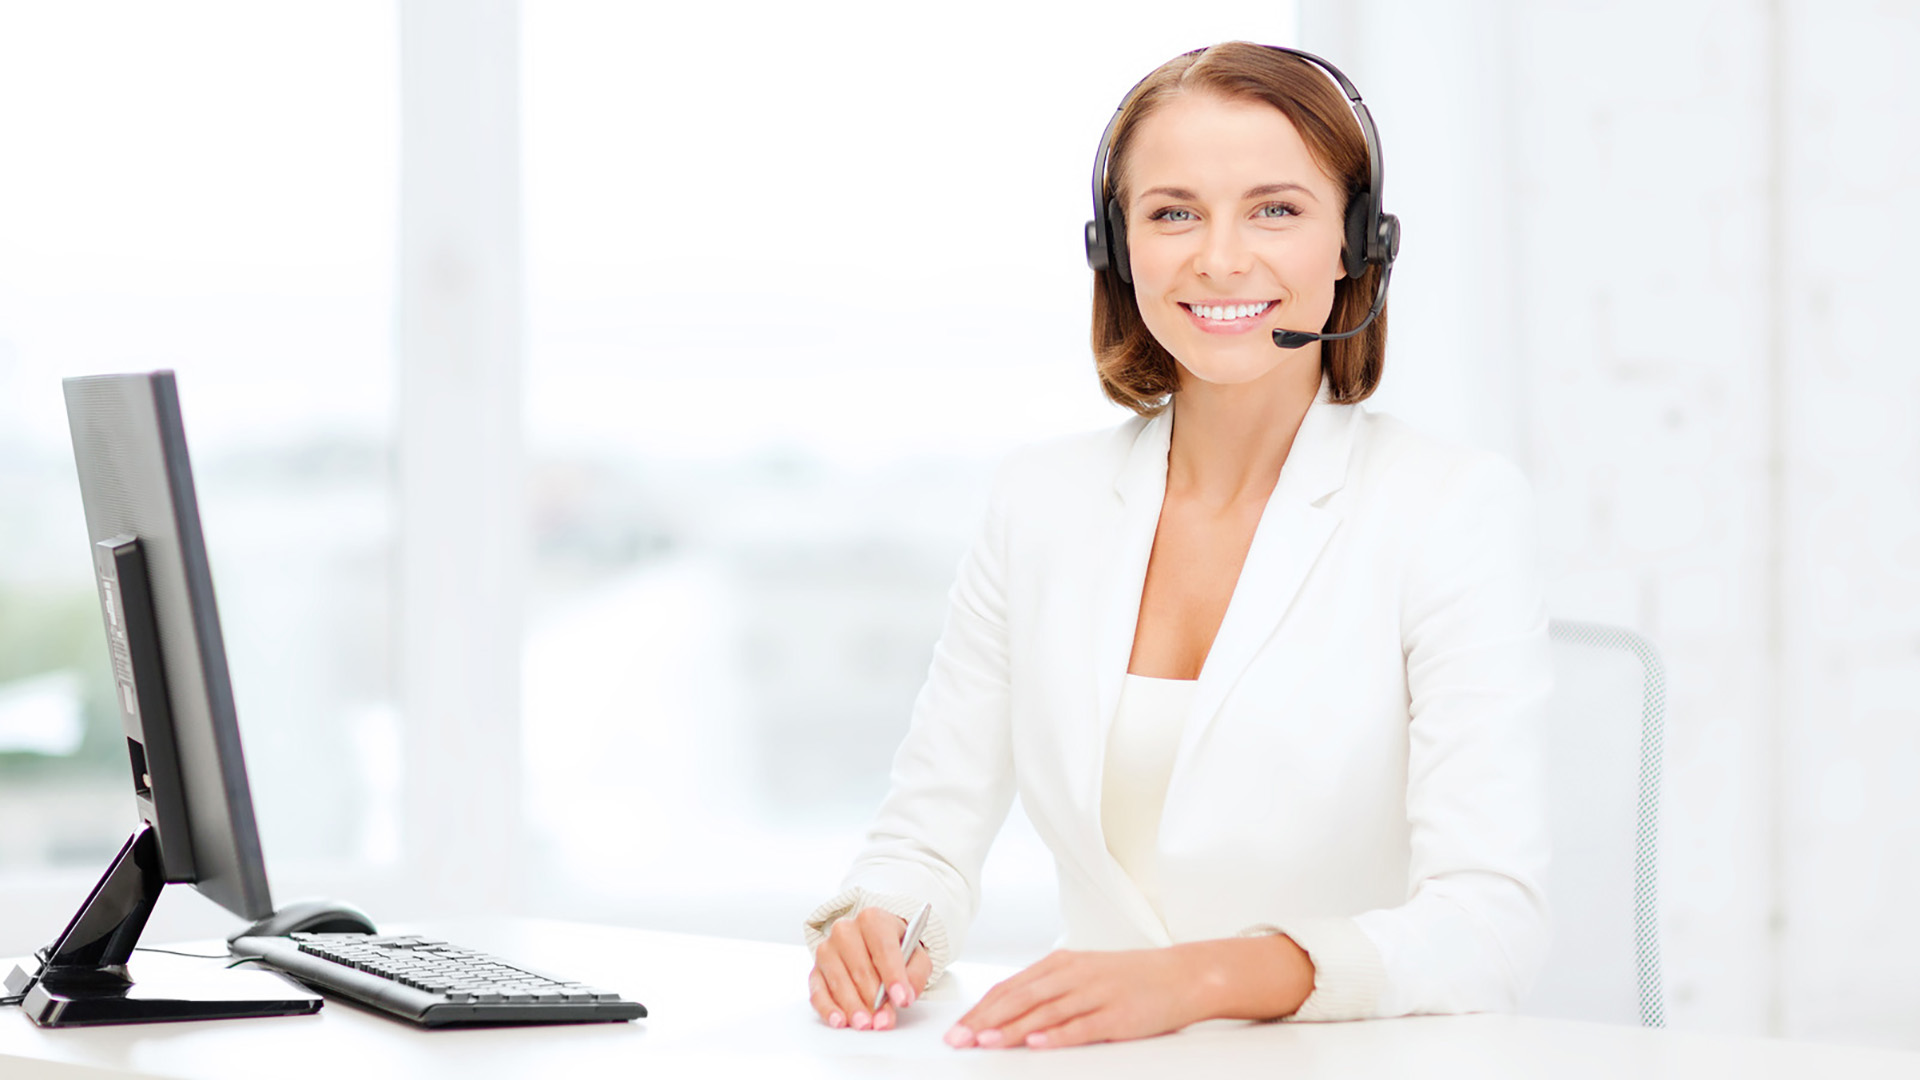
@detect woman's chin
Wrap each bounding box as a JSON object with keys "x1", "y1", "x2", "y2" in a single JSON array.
[{"x1": 1173, "y1": 351, "x2": 1305, "y2": 391}]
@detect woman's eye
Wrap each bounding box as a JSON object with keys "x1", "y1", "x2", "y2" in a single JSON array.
[
  {"x1": 1257, "y1": 202, "x2": 1301, "y2": 219},
  {"x1": 1148, "y1": 207, "x2": 1196, "y2": 223}
]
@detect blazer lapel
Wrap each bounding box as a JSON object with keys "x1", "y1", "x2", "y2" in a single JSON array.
[
  {"x1": 1175, "y1": 387, "x2": 1360, "y2": 770},
  {"x1": 1093, "y1": 413, "x2": 1172, "y2": 746},
  {"x1": 1079, "y1": 412, "x2": 1177, "y2": 945}
]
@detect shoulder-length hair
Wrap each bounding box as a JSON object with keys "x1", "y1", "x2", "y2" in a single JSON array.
[{"x1": 1092, "y1": 42, "x2": 1387, "y2": 415}]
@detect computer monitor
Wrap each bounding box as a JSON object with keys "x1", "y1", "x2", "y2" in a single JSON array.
[{"x1": 2, "y1": 370, "x2": 321, "y2": 1025}]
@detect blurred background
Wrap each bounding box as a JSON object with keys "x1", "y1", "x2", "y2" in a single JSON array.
[{"x1": 0, "y1": 0, "x2": 1915, "y2": 1052}]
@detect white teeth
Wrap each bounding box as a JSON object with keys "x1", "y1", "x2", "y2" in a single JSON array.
[{"x1": 1191, "y1": 302, "x2": 1270, "y2": 321}]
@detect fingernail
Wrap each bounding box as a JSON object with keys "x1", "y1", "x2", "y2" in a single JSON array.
[
  {"x1": 874, "y1": 1010, "x2": 892, "y2": 1030},
  {"x1": 1027, "y1": 1033, "x2": 1048, "y2": 1048},
  {"x1": 852, "y1": 1011, "x2": 871, "y2": 1030},
  {"x1": 945, "y1": 1024, "x2": 973, "y2": 1047},
  {"x1": 890, "y1": 983, "x2": 908, "y2": 1007},
  {"x1": 976, "y1": 1028, "x2": 1003, "y2": 1048},
  {"x1": 828, "y1": 1011, "x2": 844, "y2": 1028}
]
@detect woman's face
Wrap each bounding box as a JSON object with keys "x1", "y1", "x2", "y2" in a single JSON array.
[{"x1": 1121, "y1": 91, "x2": 1350, "y2": 390}]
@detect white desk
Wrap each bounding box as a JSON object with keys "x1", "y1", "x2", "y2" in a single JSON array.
[{"x1": 5, "y1": 919, "x2": 1917, "y2": 1079}]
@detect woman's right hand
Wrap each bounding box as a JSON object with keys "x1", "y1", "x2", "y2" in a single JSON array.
[{"x1": 808, "y1": 907, "x2": 933, "y2": 1031}]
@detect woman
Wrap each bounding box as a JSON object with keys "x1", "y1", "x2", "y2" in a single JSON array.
[{"x1": 803, "y1": 41, "x2": 1552, "y2": 1049}]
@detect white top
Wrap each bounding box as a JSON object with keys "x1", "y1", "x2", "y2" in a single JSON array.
[{"x1": 1100, "y1": 673, "x2": 1200, "y2": 924}]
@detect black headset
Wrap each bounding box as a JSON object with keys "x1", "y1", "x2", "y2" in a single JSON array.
[{"x1": 1082, "y1": 44, "x2": 1402, "y2": 350}]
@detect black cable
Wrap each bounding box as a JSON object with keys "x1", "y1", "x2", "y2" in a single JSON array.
[
  {"x1": 6, "y1": 947, "x2": 242, "y2": 1006},
  {"x1": 226, "y1": 956, "x2": 270, "y2": 969}
]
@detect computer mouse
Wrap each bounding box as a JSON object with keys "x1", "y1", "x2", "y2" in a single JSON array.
[{"x1": 229, "y1": 898, "x2": 379, "y2": 942}]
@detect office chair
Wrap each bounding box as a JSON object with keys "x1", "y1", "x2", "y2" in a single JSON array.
[{"x1": 1520, "y1": 619, "x2": 1668, "y2": 1027}]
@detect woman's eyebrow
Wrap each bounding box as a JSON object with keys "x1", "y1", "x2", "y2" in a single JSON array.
[
  {"x1": 1136, "y1": 182, "x2": 1321, "y2": 203},
  {"x1": 1245, "y1": 182, "x2": 1319, "y2": 202}
]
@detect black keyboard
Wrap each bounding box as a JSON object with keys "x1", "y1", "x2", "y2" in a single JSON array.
[{"x1": 229, "y1": 933, "x2": 647, "y2": 1027}]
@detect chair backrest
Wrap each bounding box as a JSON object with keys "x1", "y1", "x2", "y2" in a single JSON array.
[{"x1": 1520, "y1": 619, "x2": 1667, "y2": 1027}]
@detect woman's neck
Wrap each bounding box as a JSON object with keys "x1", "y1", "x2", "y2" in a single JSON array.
[{"x1": 1165, "y1": 353, "x2": 1323, "y2": 508}]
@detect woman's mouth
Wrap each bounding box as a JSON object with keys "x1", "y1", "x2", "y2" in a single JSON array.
[{"x1": 1180, "y1": 300, "x2": 1276, "y2": 334}]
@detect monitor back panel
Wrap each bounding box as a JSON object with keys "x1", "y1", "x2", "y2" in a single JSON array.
[{"x1": 64, "y1": 371, "x2": 274, "y2": 922}]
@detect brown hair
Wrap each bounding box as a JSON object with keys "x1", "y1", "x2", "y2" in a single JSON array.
[{"x1": 1091, "y1": 42, "x2": 1387, "y2": 414}]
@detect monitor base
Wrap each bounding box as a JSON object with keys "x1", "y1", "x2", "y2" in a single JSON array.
[
  {"x1": 8, "y1": 961, "x2": 321, "y2": 1027},
  {"x1": 7, "y1": 824, "x2": 322, "y2": 1028}
]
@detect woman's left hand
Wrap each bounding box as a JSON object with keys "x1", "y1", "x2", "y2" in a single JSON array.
[{"x1": 944, "y1": 947, "x2": 1212, "y2": 1050}]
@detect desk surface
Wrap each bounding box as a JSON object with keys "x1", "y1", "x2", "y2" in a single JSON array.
[{"x1": 4, "y1": 919, "x2": 1918, "y2": 1079}]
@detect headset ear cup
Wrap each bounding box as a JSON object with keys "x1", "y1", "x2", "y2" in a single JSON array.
[
  {"x1": 1377, "y1": 212, "x2": 1401, "y2": 267},
  {"x1": 1106, "y1": 197, "x2": 1132, "y2": 284},
  {"x1": 1084, "y1": 219, "x2": 1108, "y2": 272},
  {"x1": 1342, "y1": 197, "x2": 1370, "y2": 281}
]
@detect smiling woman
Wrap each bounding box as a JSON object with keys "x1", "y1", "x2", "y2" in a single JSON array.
[
  {"x1": 803, "y1": 41, "x2": 1552, "y2": 1050},
  {"x1": 1092, "y1": 43, "x2": 1389, "y2": 414}
]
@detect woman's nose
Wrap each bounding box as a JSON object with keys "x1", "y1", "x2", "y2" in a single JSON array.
[{"x1": 1194, "y1": 222, "x2": 1253, "y2": 278}]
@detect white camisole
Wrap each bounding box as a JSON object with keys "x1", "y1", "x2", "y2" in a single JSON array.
[{"x1": 1100, "y1": 673, "x2": 1200, "y2": 922}]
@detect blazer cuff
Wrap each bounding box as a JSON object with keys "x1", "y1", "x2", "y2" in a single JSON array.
[
  {"x1": 803, "y1": 886, "x2": 954, "y2": 989},
  {"x1": 1239, "y1": 917, "x2": 1387, "y2": 1021}
]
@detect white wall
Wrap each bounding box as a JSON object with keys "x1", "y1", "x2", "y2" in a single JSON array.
[
  {"x1": 1305, "y1": 0, "x2": 1920, "y2": 1049},
  {"x1": 1775, "y1": 1, "x2": 1920, "y2": 1048}
]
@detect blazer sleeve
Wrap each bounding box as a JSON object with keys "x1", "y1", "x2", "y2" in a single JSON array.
[
  {"x1": 1263, "y1": 453, "x2": 1555, "y2": 1021},
  {"x1": 801, "y1": 470, "x2": 1019, "y2": 986}
]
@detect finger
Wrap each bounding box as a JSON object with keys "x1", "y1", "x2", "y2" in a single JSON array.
[
  {"x1": 816, "y1": 946, "x2": 869, "y2": 1030},
  {"x1": 987, "y1": 989, "x2": 1097, "y2": 1050},
  {"x1": 960, "y1": 947, "x2": 1068, "y2": 1028},
  {"x1": 807, "y1": 969, "x2": 846, "y2": 1028},
  {"x1": 1027, "y1": 1011, "x2": 1110, "y2": 1050},
  {"x1": 857, "y1": 911, "x2": 912, "y2": 1009},
  {"x1": 833, "y1": 923, "x2": 886, "y2": 1029},
  {"x1": 907, "y1": 947, "x2": 932, "y2": 997},
  {"x1": 956, "y1": 973, "x2": 1026, "y2": 1035},
  {"x1": 816, "y1": 949, "x2": 862, "y2": 1026},
  {"x1": 958, "y1": 969, "x2": 1071, "y2": 1045}
]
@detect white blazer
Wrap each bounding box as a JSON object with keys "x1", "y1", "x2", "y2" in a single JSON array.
[{"x1": 805, "y1": 380, "x2": 1554, "y2": 1021}]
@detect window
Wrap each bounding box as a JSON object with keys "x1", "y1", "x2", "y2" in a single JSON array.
[
  {"x1": 0, "y1": 3, "x2": 399, "y2": 904},
  {"x1": 520, "y1": 1, "x2": 1296, "y2": 956}
]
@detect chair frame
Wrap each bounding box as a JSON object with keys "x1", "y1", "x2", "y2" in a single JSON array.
[{"x1": 1548, "y1": 619, "x2": 1669, "y2": 1027}]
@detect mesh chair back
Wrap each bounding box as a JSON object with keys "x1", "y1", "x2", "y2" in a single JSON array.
[{"x1": 1520, "y1": 619, "x2": 1667, "y2": 1027}]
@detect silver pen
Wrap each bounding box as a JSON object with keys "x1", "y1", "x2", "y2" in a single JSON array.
[{"x1": 871, "y1": 901, "x2": 934, "y2": 1014}]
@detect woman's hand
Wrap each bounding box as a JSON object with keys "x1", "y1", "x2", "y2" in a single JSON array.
[
  {"x1": 946, "y1": 936, "x2": 1314, "y2": 1050},
  {"x1": 808, "y1": 907, "x2": 933, "y2": 1031},
  {"x1": 944, "y1": 948, "x2": 1206, "y2": 1049}
]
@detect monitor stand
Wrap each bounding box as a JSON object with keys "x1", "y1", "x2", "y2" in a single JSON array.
[{"x1": 4, "y1": 824, "x2": 322, "y2": 1027}]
